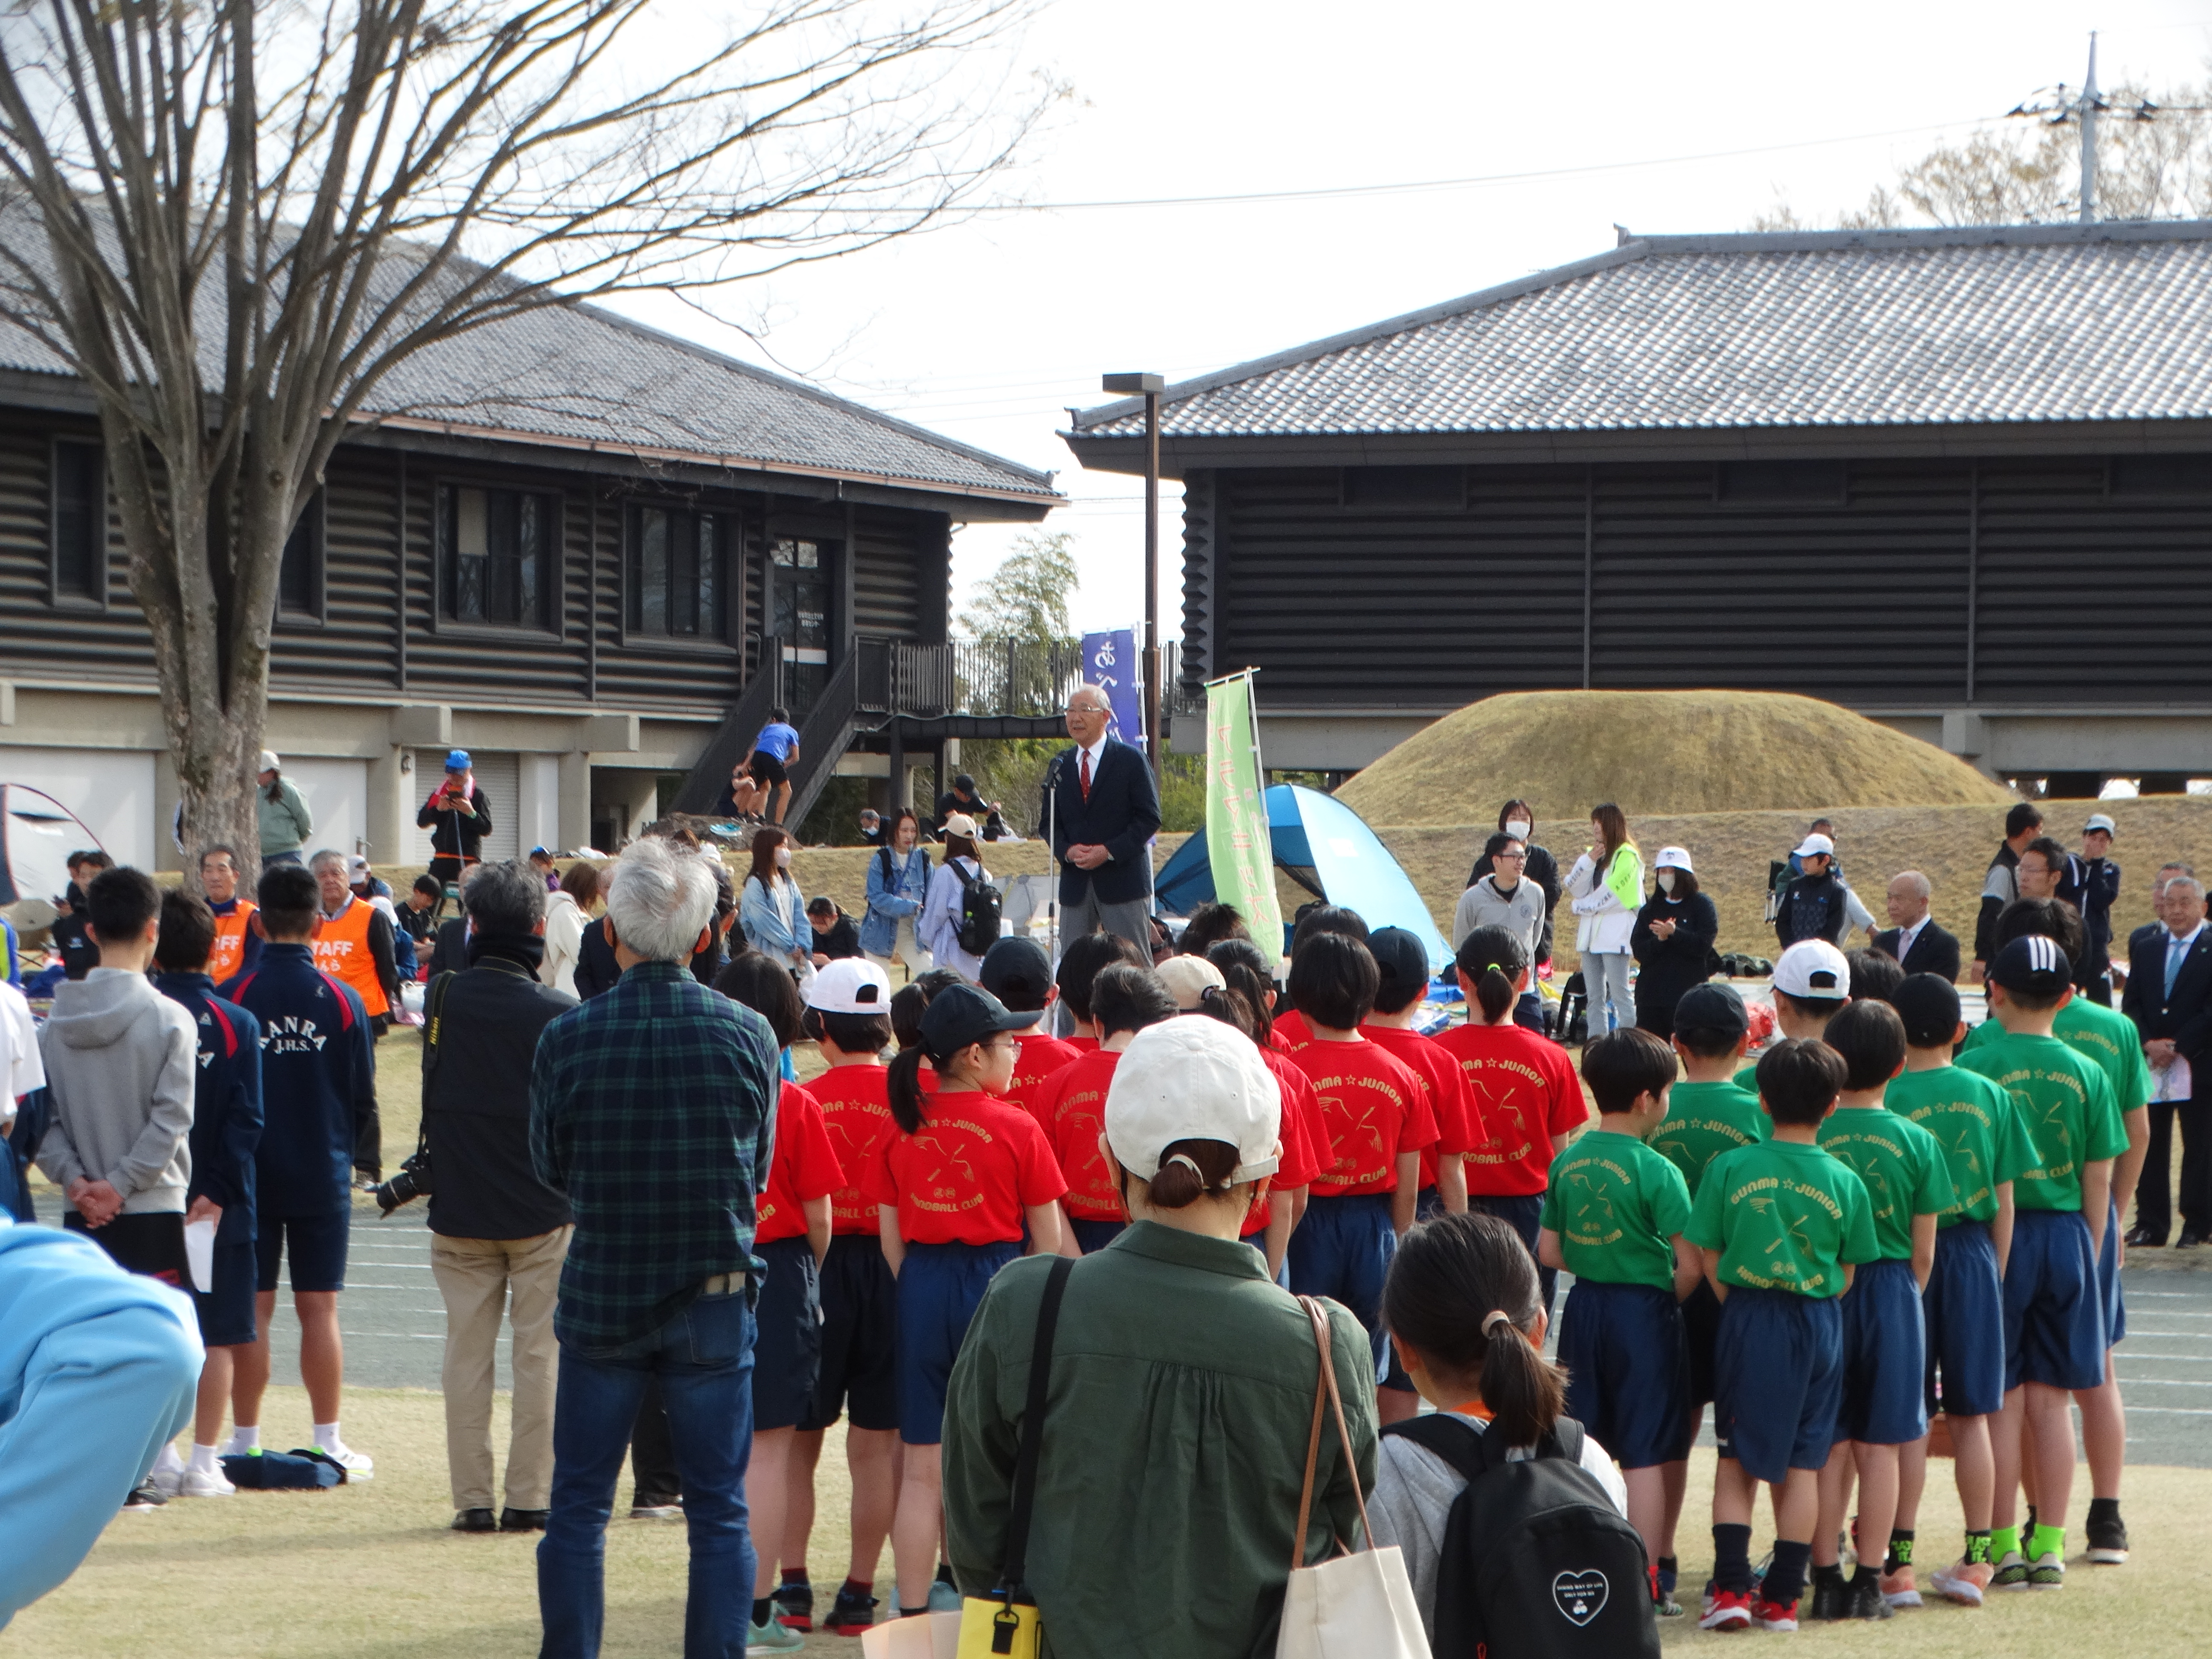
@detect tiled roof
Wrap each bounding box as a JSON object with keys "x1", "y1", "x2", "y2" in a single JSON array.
[
  {"x1": 0, "y1": 208, "x2": 1057, "y2": 504},
  {"x1": 1068, "y1": 222, "x2": 2212, "y2": 442}
]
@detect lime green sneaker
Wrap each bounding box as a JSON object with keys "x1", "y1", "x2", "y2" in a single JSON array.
[
  {"x1": 1990, "y1": 1550, "x2": 2031, "y2": 1591},
  {"x1": 2027, "y1": 1552, "x2": 2066, "y2": 1590}
]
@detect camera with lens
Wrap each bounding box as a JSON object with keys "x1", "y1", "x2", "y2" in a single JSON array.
[{"x1": 373, "y1": 1148, "x2": 433, "y2": 1216}]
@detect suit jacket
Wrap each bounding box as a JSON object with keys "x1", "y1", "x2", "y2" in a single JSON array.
[
  {"x1": 1045, "y1": 738, "x2": 1161, "y2": 907},
  {"x1": 2122, "y1": 925, "x2": 2212, "y2": 1080},
  {"x1": 1873, "y1": 920, "x2": 1962, "y2": 984}
]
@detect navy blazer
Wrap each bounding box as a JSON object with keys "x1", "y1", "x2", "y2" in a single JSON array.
[
  {"x1": 2122, "y1": 924, "x2": 2212, "y2": 1074},
  {"x1": 1873, "y1": 921, "x2": 1962, "y2": 984},
  {"x1": 1044, "y1": 738, "x2": 1162, "y2": 907}
]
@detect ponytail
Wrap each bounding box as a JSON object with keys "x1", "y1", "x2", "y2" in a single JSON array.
[
  {"x1": 1134, "y1": 1138, "x2": 1240, "y2": 1211},
  {"x1": 1193, "y1": 982, "x2": 1259, "y2": 1039},
  {"x1": 887, "y1": 1046, "x2": 932, "y2": 1135},
  {"x1": 1382, "y1": 1211, "x2": 1567, "y2": 1449},
  {"x1": 1455, "y1": 925, "x2": 1528, "y2": 1026},
  {"x1": 1211, "y1": 958, "x2": 1276, "y2": 1043}
]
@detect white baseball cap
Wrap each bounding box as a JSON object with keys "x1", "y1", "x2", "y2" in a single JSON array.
[
  {"x1": 1772, "y1": 939, "x2": 1851, "y2": 1000},
  {"x1": 2084, "y1": 812, "x2": 2117, "y2": 836},
  {"x1": 1154, "y1": 954, "x2": 1225, "y2": 1010},
  {"x1": 806, "y1": 957, "x2": 893, "y2": 1015},
  {"x1": 1105, "y1": 1018, "x2": 1281, "y2": 1185},
  {"x1": 1654, "y1": 845, "x2": 1694, "y2": 873},
  {"x1": 347, "y1": 855, "x2": 373, "y2": 879},
  {"x1": 1792, "y1": 833, "x2": 1836, "y2": 859},
  {"x1": 256, "y1": 750, "x2": 280, "y2": 773},
  {"x1": 940, "y1": 812, "x2": 979, "y2": 841}
]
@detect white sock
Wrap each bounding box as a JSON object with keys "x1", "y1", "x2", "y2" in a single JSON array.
[
  {"x1": 152, "y1": 1441, "x2": 187, "y2": 1478},
  {"x1": 227, "y1": 1425, "x2": 260, "y2": 1455},
  {"x1": 189, "y1": 1444, "x2": 223, "y2": 1476},
  {"x1": 313, "y1": 1421, "x2": 343, "y2": 1452}
]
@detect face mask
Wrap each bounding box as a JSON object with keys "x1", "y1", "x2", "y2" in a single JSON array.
[
  {"x1": 1657, "y1": 870, "x2": 1677, "y2": 894},
  {"x1": 775, "y1": 846, "x2": 792, "y2": 868},
  {"x1": 1505, "y1": 820, "x2": 1531, "y2": 841}
]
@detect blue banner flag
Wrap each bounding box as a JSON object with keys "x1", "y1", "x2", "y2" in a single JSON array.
[{"x1": 1080, "y1": 629, "x2": 1144, "y2": 745}]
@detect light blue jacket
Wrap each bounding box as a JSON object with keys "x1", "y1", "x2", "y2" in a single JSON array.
[
  {"x1": 861, "y1": 845, "x2": 932, "y2": 958},
  {"x1": 740, "y1": 873, "x2": 807, "y2": 963}
]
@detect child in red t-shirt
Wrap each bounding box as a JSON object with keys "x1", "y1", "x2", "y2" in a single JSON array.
[
  {"x1": 865, "y1": 983, "x2": 1068, "y2": 1620},
  {"x1": 1281, "y1": 932, "x2": 1439, "y2": 1402},
  {"x1": 1051, "y1": 930, "x2": 1146, "y2": 1058},
  {"x1": 1432, "y1": 925, "x2": 1588, "y2": 1313},
  {"x1": 712, "y1": 956, "x2": 845, "y2": 1642},
  {"x1": 980, "y1": 937, "x2": 1082, "y2": 1118}
]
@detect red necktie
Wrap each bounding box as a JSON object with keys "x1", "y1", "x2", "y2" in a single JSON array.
[{"x1": 1080, "y1": 748, "x2": 1092, "y2": 802}]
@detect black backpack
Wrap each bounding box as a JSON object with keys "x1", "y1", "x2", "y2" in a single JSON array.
[
  {"x1": 1380, "y1": 1414, "x2": 1658, "y2": 1659},
  {"x1": 950, "y1": 859, "x2": 1003, "y2": 957}
]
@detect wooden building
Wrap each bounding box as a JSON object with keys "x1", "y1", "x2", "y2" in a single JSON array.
[
  {"x1": 0, "y1": 292, "x2": 1058, "y2": 867},
  {"x1": 1064, "y1": 221, "x2": 2212, "y2": 787}
]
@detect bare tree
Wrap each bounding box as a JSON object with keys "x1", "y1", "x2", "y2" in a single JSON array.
[{"x1": 0, "y1": 0, "x2": 1052, "y2": 882}]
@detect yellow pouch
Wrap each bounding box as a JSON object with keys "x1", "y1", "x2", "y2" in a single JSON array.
[{"x1": 956, "y1": 1592, "x2": 1040, "y2": 1659}]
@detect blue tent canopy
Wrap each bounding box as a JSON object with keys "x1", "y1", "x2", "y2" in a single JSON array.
[{"x1": 1154, "y1": 784, "x2": 1454, "y2": 973}]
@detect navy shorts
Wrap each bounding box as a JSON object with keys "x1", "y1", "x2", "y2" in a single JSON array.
[
  {"x1": 1558, "y1": 1280, "x2": 1691, "y2": 1467},
  {"x1": 194, "y1": 1239, "x2": 259, "y2": 1347},
  {"x1": 1836, "y1": 1258, "x2": 1927, "y2": 1446},
  {"x1": 1682, "y1": 1279, "x2": 1724, "y2": 1408},
  {"x1": 896, "y1": 1239, "x2": 1019, "y2": 1446},
  {"x1": 804, "y1": 1234, "x2": 899, "y2": 1433},
  {"x1": 1470, "y1": 1190, "x2": 1555, "y2": 1312},
  {"x1": 2004, "y1": 1207, "x2": 2106, "y2": 1392},
  {"x1": 255, "y1": 1206, "x2": 350, "y2": 1293},
  {"x1": 1712, "y1": 1286, "x2": 1844, "y2": 1486},
  {"x1": 1069, "y1": 1217, "x2": 1126, "y2": 1254},
  {"x1": 2098, "y1": 1193, "x2": 2125, "y2": 1347},
  {"x1": 1287, "y1": 1192, "x2": 1397, "y2": 1382},
  {"x1": 1925, "y1": 1221, "x2": 2005, "y2": 1418},
  {"x1": 752, "y1": 1237, "x2": 823, "y2": 1432}
]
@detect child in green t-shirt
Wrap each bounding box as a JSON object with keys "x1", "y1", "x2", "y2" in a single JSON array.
[
  {"x1": 1956, "y1": 934, "x2": 2130, "y2": 1592},
  {"x1": 1884, "y1": 972, "x2": 2040, "y2": 1608},
  {"x1": 1805, "y1": 1001, "x2": 1954, "y2": 1623},
  {"x1": 1734, "y1": 940, "x2": 1852, "y2": 1093},
  {"x1": 1687, "y1": 1039, "x2": 1879, "y2": 1633},
  {"x1": 1538, "y1": 1028, "x2": 1700, "y2": 1611}
]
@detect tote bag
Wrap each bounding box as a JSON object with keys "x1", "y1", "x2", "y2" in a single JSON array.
[{"x1": 1275, "y1": 1296, "x2": 1432, "y2": 1659}]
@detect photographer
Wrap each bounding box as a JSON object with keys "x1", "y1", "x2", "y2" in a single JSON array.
[
  {"x1": 416, "y1": 859, "x2": 576, "y2": 1535},
  {"x1": 417, "y1": 748, "x2": 494, "y2": 890}
]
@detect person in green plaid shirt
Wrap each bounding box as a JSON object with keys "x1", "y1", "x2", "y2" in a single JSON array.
[{"x1": 530, "y1": 835, "x2": 781, "y2": 1658}]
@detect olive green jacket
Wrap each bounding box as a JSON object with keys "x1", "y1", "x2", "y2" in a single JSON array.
[{"x1": 943, "y1": 1222, "x2": 1378, "y2": 1659}]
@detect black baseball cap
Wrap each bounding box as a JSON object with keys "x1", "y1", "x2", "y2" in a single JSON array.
[
  {"x1": 979, "y1": 934, "x2": 1053, "y2": 999},
  {"x1": 1673, "y1": 982, "x2": 1749, "y2": 1042},
  {"x1": 1891, "y1": 974, "x2": 1963, "y2": 1047},
  {"x1": 1989, "y1": 934, "x2": 2073, "y2": 996},
  {"x1": 953, "y1": 773, "x2": 977, "y2": 792},
  {"x1": 1367, "y1": 927, "x2": 1430, "y2": 998},
  {"x1": 919, "y1": 982, "x2": 1039, "y2": 1056}
]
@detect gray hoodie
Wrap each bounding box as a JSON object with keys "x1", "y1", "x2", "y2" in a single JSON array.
[{"x1": 36, "y1": 968, "x2": 198, "y2": 1214}]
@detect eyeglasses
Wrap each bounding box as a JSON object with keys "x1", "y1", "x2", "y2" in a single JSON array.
[
  {"x1": 1496, "y1": 851, "x2": 1527, "y2": 861},
  {"x1": 1065, "y1": 704, "x2": 1107, "y2": 716}
]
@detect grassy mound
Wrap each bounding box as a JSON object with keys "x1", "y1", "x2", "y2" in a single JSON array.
[{"x1": 1335, "y1": 690, "x2": 2017, "y2": 826}]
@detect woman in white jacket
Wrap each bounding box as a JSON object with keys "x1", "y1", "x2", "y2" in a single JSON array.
[
  {"x1": 540, "y1": 863, "x2": 599, "y2": 997},
  {"x1": 1565, "y1": 802, "x2": 1643, "y2": 1036},
  {"x1": 919, "y1": 814, "x2": 991, "y2": 982}
]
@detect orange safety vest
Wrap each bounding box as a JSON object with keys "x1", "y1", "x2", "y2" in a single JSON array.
[
  {"x1": 312, "y1": 897, "x2": 390, "y2": 1018},
  {"x1": 207, "y1": 902, "x2": 256, "y2": 984}
]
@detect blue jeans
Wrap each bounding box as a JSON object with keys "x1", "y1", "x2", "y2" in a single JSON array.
[{"x1": 538, "y1": 1289, "x2": 757, "y2": 1659}]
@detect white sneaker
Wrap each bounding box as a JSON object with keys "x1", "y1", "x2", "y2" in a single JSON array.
[
  {"x1": 148, "y1": 1463, "x2": 185, "y2": 1497},
  {"x1": 320, "y1": 1443, "x2": 374, "y2": 1481},
  {"x1": 181, "y1": 1465, "x2": 236, "y2": 1498}
]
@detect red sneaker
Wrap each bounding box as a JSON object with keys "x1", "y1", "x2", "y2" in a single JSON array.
[
  {"x1": 1699, "y1": 1588, "x2": 1754, "y2": 1630},
  {"x1": 1753, "y1": 1595, "x2": 1800, "y2": 1632}
]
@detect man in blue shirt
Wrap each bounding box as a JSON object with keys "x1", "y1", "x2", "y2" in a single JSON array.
[
  {"x1": 530, "y1": 835, "x2": 780, "y2": 1658},
  {"x1": 218, "y1": 862, "x2": 376, "y2": 1479},
  {"x1": 736, "y1": 706, "x2": 802, "y2": 827}
]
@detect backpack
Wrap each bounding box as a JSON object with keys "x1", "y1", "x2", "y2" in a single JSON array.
[
  {"x1": 1380, "y1": 1414, "x2": 1658, "y2": 1659},
  {"x1": 950, "y1": 860, "x2": 1003, "y2": 957}
]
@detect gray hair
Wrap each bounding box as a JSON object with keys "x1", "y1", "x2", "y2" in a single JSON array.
[
  {"x1": 1070, "y1": 682, "x2": 1112, "y2": 713},
  {"x1": 2168, "y1": 875, "x2": 2206, "y2": 902},
  {"x1": 605, "y1": 836, "x2": 717, "y2": 962},
  {"x1": 309, "y1": 848, "x2": 348, "y2": 873},
  {"x1": 1890, "y1": 870, "x2": 1933, "y2": 900},
  {"x1": 2159, "y1": 862, "x2": 2197, "y2": 880},
  {"x1": 462, "y1": 859, "x2": 545, "y2": 936}
]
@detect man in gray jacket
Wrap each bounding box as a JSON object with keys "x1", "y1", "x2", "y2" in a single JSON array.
[
  {"x1": 36, "y1": 865, "x2": 198, "y2": 1288},
  {"x1": 1454, "y1": 833, "x2": 1550, "y2": 1032}
]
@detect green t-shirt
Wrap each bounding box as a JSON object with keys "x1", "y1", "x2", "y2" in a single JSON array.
[
  {"x1": 1539, "y1": 1128, "x2": 1694, "y2": 1292},
  {"x1": 1885, "y1": 1064, "x2": 2042, "y2": 1226},
  {"x1": 1961, "y1": 1000, "x2": 2151, "y2": 1117},
  {"x1": 1686, "y1": 1138, "x2": 1878, "y2": 1298},
  {"x1": 1957, "y1": 1031, "x2": 2131, "y2": 1214},
  {"x1": 1652, "y1": 1080, "x2": 1767, "y2": 1199},
  {"x1": 1815, "y1": 1106, "x2": 1955, "y2": 1260}
]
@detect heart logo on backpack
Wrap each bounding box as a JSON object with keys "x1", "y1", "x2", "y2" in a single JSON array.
[{"x1": 1551, "y1": 1569, "x2": 1608, "y2": 1626}]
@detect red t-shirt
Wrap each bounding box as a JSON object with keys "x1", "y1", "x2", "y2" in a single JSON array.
[
  {"x1": 1029, "y1": 1049, "x2": 1126, "y2": 1221},
  {"x1": 1243, "y1": 1045, "x2": 1330, "y2": 1236},
  {"x1": 1061, "y1": 1034, "x2": 1100, "y2": 1057},
  {"x1": 1362, "y1": 1023, "x2": 1486, "y2": 1191},
  {"x1": 1006, "y1": 1029, "x2": 1084, "y2": 1121},
  {"x1": 861, "y1": 1091, "x2": 1069, "y2": 1246},
  {"x1": 1271, "y1": 1007, "x2": 1315, "y2": 1057},
  {"x1": 1298, "y1": 1037, "x2": 1438, "y2": 1197},
  {"x1": 1431, "y1": 1021, "x2": 1588, "y2": 1197},
  {"x1": 807, "y1": 1063, "x2": 897, "y2": 1235},
  {"x1": 756, "y1": 1081, "x2": 844, "y2": 1245}
]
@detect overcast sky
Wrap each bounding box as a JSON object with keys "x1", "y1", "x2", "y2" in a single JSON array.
[{"x1": 616, "y1": 0, "x2": 2212, "y2": 640}]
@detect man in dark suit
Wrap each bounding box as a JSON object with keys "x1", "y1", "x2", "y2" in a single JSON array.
[
  {"x1": 1043, "y1": 683, "x2": 1161, "y2": 963},
  {"x1": 2122, "y1": 873, "x2": 2212, "y2": 1247},
  {"x1": 1872, "y1": 870, "x2": 1962, "y2": 983}
]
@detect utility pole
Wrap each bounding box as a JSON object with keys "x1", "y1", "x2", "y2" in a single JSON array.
[
  {"x1": 2009, "y1": 32, "x2": 2170, "y2": 222},
  {"x1": 2080, "y1": 32, "x2": 2099, "y2": 223},
  {"x1": 1101, "y1": 371, "x2": 1167, "y2": 777}
]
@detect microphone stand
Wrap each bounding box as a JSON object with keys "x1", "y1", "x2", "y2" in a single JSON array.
[{"x1": 1042, "y1": 748, "x2": 1065, "y2": 972}]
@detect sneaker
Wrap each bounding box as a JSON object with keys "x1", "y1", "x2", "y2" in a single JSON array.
[
  {"x1": 1698, "y1": 1588, "x2": 1753, "y2": 1630},
  {"x1": 180, "y1": 1465, "x2": 236, "y2": 1498},
  {"x1": 2087, "y1": 1510, "x2": 2129, "y2": 1565},
  {"x1": 1807, "y1": 1570, "x2": 1849, "y2": 1621},
  {"x1": 746, "y1": 1617, "x2": 804, "y2": 1654},
  {"x1": 123, "y1": 1480, "x2": 168, "y2": 1511},
  {"x1": 772, "y1": 1581, "x2": 814, "y2": 1632},
  {"x1": 1844, "y1": 1575, "x2": 1895, "y2": 1620},
  {"x1": 2027, "y1": 1551, "x2": 2065, "y2": 1589},
  {"x1": 1990, "y1": 1550, "x2": 2032, "y2": 1591},
  {"x1": 631, "y1": 1493, "x2": 684, "y2": 1520},
  {"x1": 1752, "y1": 1595, "x2": 1800, "y2": 1632},
  {"x1": 317, "y1": 1443, "x2": 374, "y2": 1482},
  {"x1": 824, "y1": 1588, "x2": 879, "y2": 1635},
  {"x1": 1880, "y1": 1568, "x2": 1922, "y2": 1609},
  {"x1": 1928, "y1": 1560, "x2": 1991, "y2": 1607},
  {"x1": 148, "y1": 1459, "x2": 185, "y2": 1498},
  {"x1": 926, "y1": 1580, "x2": 962, "y2": 1613}
]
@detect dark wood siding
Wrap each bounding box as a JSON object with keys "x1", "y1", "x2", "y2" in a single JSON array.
[
  {"x1": 853, "y1": 509, "x2": 924, "y2": 638},
  {"x1": 270, "y1": 453, "x2": 400, "y2": 688},
  {"x1": 0, "y1": 411, "x2": 154, "y2": 681}
]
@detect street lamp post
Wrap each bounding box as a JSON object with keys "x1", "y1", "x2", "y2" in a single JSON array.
[{"x1": 1103, "y1": 371, "x2": 1166, "y2": 776}]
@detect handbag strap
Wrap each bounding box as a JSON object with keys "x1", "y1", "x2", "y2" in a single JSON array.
[
  {"x1": 1000, "y1": 1254, "x2": 1074, "y2": 1593},
  {"x1": 1288, "y1": 1295, "x2": 1374, "y2": 1569}
]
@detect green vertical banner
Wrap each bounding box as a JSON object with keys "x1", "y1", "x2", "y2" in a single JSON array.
[{"x1": 1205, "y1": 671, "x2": 1284, "y2": 962}]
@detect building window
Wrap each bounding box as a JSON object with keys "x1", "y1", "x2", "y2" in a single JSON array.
[
  {"x1": 276, "y1": 491, "x2": 326, "y2": 624},
  {"x1": 50, "y1": 439, "x2": 105, "y2": 605},
  {"x1": 438, "y1": 484, "x2": 556, "y2": 628},
  {"x1": 2112, "y1": 454, "x2": 2212, "y2": 495},
  {"x1": 1342, "y1": 465, "x2": 1465, "y2": 509},
  {"x1": 772, "y1": 537, "x2": 833, "y2": 710},
  {"x1": 1718, "y1": 460, "x2": 1845, "y2": 504},
  {"x1": 626, "y1": 504, "x2": 728, "y2": 640}
]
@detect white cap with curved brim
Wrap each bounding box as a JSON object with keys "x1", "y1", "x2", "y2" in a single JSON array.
[
  {"x1": 1793, "y1": 833, "x2": 1836, "y2": 859},
  {"x1": 2085, "y1": 812, "x2": 2117, "y2": 836},
  {"x1": 1655, "y1": 845, "x2": 1694, "y2": 873},
  {"x1": 256, "y1": 750, "x2": 280, "y2": 774},
  {"x1": 1773, "y1": 938, "x2": 1851, "y2": 1000},
  {"x1": 1105, "y1": 1017, "x2": 1280, "y2": 1185}
]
